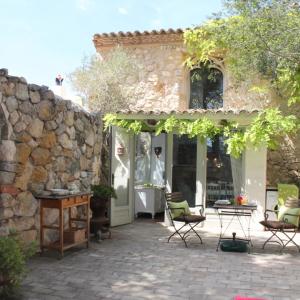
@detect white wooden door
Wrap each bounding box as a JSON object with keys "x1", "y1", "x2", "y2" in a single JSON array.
[{"x1": 110, "y1": 127, "x2": 134, "y2": 227}]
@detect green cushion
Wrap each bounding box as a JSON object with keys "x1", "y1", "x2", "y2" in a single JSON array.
[
  {"x1": 278, "y1": 205, "x2": 300, "y2": 227},
  {"x1": 277, "y1": 184, "x2": 299, "y2": 207},
  {"x1": 168, "y1": 200, "x2": 191, "y2": 219}
]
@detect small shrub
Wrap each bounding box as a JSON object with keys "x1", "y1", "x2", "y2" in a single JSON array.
[
  {"x1": 0, "y1": 232, "x2": 36, "y2": 299},
  {"x1": 91, "y1": 184, "x2": 117, "y2": 199}
]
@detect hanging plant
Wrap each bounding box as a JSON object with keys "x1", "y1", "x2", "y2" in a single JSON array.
[{"x1": 103, "y1": 108, "x2": 298, "y2": 158}]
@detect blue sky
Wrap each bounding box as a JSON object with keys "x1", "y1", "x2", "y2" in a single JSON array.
[{"x1": 0, "y1": 0, "x2": 222, "y2": 91}]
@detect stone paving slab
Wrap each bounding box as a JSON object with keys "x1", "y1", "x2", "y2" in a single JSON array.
[{"x1": 21, "y1": 218, "x2": 300, "y2": 300}]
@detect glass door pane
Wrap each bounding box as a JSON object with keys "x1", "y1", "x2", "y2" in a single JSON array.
[
  {"x1": 206, "y1": 136, "x2": 234, "y2": 207},
  {"x1": 172, "y1": 135, "x2": 197, "y2": 207}
]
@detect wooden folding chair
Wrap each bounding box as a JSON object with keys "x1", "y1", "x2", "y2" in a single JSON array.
[{"x1": 165, "y1": 192, "x2": 206, "y2": 247}]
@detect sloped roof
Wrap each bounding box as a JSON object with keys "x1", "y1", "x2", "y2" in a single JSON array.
[{"x1": 93, "y1": 28, "x2": 184, "y2": 48}]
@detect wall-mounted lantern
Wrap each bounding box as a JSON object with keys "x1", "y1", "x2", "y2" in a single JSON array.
[{"x1": 154, "y1": 146, "x2": 162, "y2": 158}]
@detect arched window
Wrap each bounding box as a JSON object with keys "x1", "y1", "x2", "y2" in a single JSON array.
[{"x1": 189, "y1": 65, "x2": 223, "y2": 109}]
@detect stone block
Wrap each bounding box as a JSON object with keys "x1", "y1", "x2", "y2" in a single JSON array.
[
  {"x1": 0, "y1": 161, "x2": 17, "y2": 173},
  {"x1": 15, "y1": 162, "x2": 34, "y2": 190},
  {"x1": 16, "y1": 132, "x2": 31, "y2": 143},
  {"x1": 13, "y1": 216, "x2": 35, "y2": 231},
  {"x1": 19, "y1": 101, "x2": 33, "y2": 114},
  {"x1": 39, "y1": 132, "x2": 57, "y2": 149},
  {"x1": 31, "y1": 166, "x2": 48, "y2": 183},
  {"x1": 19, "y1": 229, "x2": 37, "y2": 243},
  {"x1": 29, "y1": 90, "x2": 40, "y2": 103},
  {"x1": 58, "y1": 133, "x2": 72, "y2": 149},
  {"x1": 31, "y1": 147, "x2": 50, "y2": 165},
  {"x1": 66, "y1": 126, "x2": 75, "y2": 140},
  {"x1": 36, "y1": 100, "x2": 54, "y2": 120},
  {"x1": 0, "y1": 193, "x2": 16, "y2": 208},
  {"x1": 9, "y1": 110, "x2": 19, "y2": 125},
  {"x1": 64, "y1": 111, "x2": 74, "y2": 126},
  {"x1": 0, "y1": 207, "x2": 14, "y2": 220},
  {"x1": 40, "y1": 89, "x2": 55, "y2": 101},
  {"x1": 45, "y1": 120, "x2": 58, "y2": 130},
  {"x1": 85, "y1": 131, "x2": 95, "y2": 146},
  {"x1": 16, "y1": 83, "x2": 29, "y2": 100},
  {"x1": 0, "y1": 171, "x2": 15, "y2": 184},
  {"x1": 0, "y1": 184, "x2": 19, "y2": 196},
  {"x1": 28, "y1": 118, "x2": 44, "y2": 138},
  {"x1": 5, "y1": 96, "x2": 18, "y2": 112},
  {"x1": 0, "y1": 140, "x2": 16, "y2": 162},
  {"x1": 74, "y1": 118, "x2": 84, "y2": 132},
  {"x1": 14, "y1": 121, "x2": 27, "y2": 133},
  {"x1": 14, "y1": 191, "x2": 38, "y2": 217},
  {"x1": 16, "y1": 143, "x2": 31, "y2": 164}
]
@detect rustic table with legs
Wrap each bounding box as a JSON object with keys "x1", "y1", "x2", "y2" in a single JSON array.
[{"x1": 37, "y1": 192, "x2": 92, "y2": 257}]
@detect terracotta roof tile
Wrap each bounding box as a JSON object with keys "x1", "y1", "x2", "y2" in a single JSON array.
[
  {"x1": 116, "y1": 108, "x2": 260, "y2": 115},
  {"x1": 93, "y1": 28, "x2": 185, "y2": 48}
]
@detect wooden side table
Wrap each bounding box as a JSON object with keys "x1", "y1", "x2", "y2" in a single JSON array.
[{"x1": 37, "y1": 192, "x2": 92, "y2": 257}]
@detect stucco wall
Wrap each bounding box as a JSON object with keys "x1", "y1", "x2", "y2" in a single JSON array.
[{"x1": 0, "y1": 69, "x2": 102, "y2": 242}]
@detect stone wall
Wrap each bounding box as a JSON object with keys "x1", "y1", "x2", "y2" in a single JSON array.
[{"x1": 0, "y1": 69, "x2": 102, "y2": 242}]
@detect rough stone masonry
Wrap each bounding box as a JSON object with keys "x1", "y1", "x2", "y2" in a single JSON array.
[{"x1": 0, "y1": 68, "x2": 102, "y2": 242}]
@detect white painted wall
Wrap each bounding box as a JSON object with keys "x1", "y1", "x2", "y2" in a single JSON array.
[{"x1": 242, "y1": 145, "x2": 267, "y2": 229}]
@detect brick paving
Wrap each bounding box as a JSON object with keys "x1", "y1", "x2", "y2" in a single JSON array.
[{"x1": 22, "y1": 218, "x2": 300, "y2": 300}]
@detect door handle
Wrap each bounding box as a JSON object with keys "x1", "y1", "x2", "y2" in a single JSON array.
[{"x1": 112, "y1": 174, "x2": 114, "y2": 186}]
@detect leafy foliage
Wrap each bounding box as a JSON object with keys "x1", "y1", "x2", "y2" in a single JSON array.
[
  {"x1": 70, "y1": 46, "x2": 140, "y2": 112},
  {"x1": 104, "y1": 108, "x2": 298, "y2": 158},
  {"x1": 0, "y1": 232, "x2": 36, "y2": 298},
  {"x1": 184, "y1": 0, "x2": 300, "y2": 105},
  {"x1": 91, "y1": 184, "x2": 117, "y2": 199}
]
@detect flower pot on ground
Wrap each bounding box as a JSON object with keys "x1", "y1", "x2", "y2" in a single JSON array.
[
  {"x1": 90, "y1": 185, "x2": 116, "y2": 237},
  {"x1": 90, "y1": 184, "x2": 116, "y2": 218}
]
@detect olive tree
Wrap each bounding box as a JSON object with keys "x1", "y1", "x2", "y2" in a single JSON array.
[{"x1": 70, "y1": 46, "x2": 139, "y2": 112}]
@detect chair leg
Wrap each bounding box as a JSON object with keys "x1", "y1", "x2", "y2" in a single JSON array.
[
  {"x1": 262, "y1": 230, "x2": 284, "y2": 249},
  {"x1": 282, "y1": 231, "x2": 300, "y2": 252},
  {"x1": 168, "y1": 223, "x2": 188, "y2": 247},
  {"x1": 183, "y1": 222, "x2": 203, "y2": 244}
]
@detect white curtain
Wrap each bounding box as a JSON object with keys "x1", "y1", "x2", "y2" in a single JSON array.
[{"x1": 230, "y1": 156, "x2": 243, "y2": 197}]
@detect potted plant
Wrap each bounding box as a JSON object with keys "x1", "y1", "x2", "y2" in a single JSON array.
[
  {"x1": 90, "y1": 184, "x2": 117, "y2": 217},
  {"x1": 90, "y1": 185, "x2": 116, "y2": 239}
]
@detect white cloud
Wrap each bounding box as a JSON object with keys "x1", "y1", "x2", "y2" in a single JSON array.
[
  {"x1": 117, "y1": 7, "x2": 128, "y2": 15},
  {"x1": 76, "y1": 0, "x2": 92, "y2": 11}
]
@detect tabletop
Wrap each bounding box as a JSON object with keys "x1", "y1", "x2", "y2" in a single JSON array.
[{"x1": 35, "y1": 192, "x2": 93, "y2": 200}]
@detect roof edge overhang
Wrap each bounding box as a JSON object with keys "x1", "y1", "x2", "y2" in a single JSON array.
[{"x1": 114, "y1": 109, "x2": 260, "y2": 126}]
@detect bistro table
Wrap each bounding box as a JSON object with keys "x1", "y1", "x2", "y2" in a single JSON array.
[
  {"x1": 213, "y1": 204, "x2": 257, "y2": 252},
  {"x1": 36, "y1": 192, "x2": 92, "y2": 257}
]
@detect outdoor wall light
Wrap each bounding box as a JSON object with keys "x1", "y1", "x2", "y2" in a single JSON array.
[{"x1": 154, "y1": 146, "x2": 162, "y2": 158}]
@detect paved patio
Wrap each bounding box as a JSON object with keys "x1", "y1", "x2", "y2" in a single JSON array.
[{"x1": 22, "y1": 217, "x2": 300, "y2": 300}]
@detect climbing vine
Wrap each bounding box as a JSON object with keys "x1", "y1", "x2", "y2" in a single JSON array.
[{"x1": 103, "y1": 108, "x2": 298, "y2": 158}]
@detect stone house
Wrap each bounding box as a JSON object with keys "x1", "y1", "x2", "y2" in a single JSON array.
[{"x1": 93, "y1": 29, "x2": 300, "y2": 226}]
